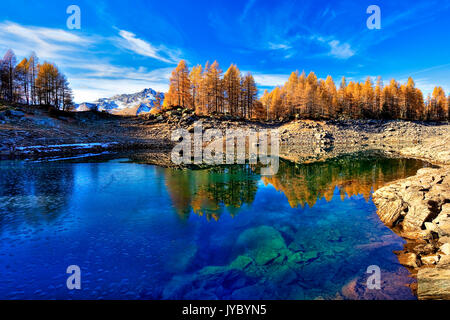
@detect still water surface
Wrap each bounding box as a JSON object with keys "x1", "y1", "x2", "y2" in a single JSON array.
[{"x1": 0, "y1": 154, "x2": 428, "y2": 299}]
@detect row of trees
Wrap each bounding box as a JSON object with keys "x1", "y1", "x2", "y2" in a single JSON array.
[
  {"x1": 0, "y1": 49, "x2": 73, "y2": 110},
  {"x1": 262, "y1": 72, "x2": 449, "y2": 121},
  {"x1": 164, "y1": 60, "x2": 449, "y2": 121},
  {"x1": 164, "y1": 60, "x2": 262, "y2": 119}
]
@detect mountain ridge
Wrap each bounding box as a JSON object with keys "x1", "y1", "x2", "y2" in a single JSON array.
[{"x1": 75, "y1": 88, "x2": 164, "y2": 116}]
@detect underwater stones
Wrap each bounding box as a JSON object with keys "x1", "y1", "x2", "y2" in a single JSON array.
[
  {"x1": 327, "y1": 229, "x2": 343, "y2": 242},
  {"x1": 340, "y1": 268, "x2": 417, "y2": 300},
  {"x1": 230, "y1": 255, "x2": 253, "y2": 270},
  {"x1": 234, "y1": 226, "x2": 288, "y2": 266},
  {"x1": 334, "y1": 244, "x2": 347, "y2": 254},
  {"x1": 184, "y1": 288, "x2": 218, "y2": 300},
  {"x1": 275, "y1": 224, "x2": 296, "y2": 240},
  {"x1": 162, "y1": 275, "x2": 195, "y2": 299},
  {"x1": 287, "y1": 241, "x2": 303, "y2": 252},
  {"x1": 231, "y1": 283, "x2": 266, "y2": 300},
  {"x1": 163, "y1": 265, "x2": 252, "y2": 299},
  {"x1": 288, "y1": 252, "x2": 304, "y2": 264},
  {"x1": 269, "y1": 265, "x2": 298, "y2": 285},
  {"x1": 220, "y1": 269, "x2": 248, "y2": 291},
  {"x1": 195, "y1": 266, "x2": 230, "y2": 286},
  {"x1": 287, "y1": 287, "x2": 306, "y2": 300},
  {"x1": 341, "y1": 278, "x2": 359, "y2": 300},
  {"x1": 302, "y1": 250, "x2": 319, "y2": 263},
  {"x1": 197, "y1": 267, "x2": 250, "y2": 291},
  {"x1": 165, "y1": 242, "x2": 197, "y2": 273}
]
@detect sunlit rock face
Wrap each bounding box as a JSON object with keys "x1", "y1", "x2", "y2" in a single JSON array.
[
  {"x1": 74, "y1": 88, "x2": 164, "y2": 116},
  {"x1": 373, "y1": 166, "x2": 450, "y2": 300}
]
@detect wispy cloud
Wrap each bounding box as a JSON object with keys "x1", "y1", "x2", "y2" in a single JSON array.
[
  {"x1": 239, "y1": 0, "x2": 258, "y2": 23},
  {"x1": 0, "y1": 21, "x2": 182, "y2": 102},
  {"x1": 0, "y1": 21, "x2": 93, "y2": 60},
  {"x1": 69, "y1": 66, "x2": 172, "y2": 102},
  {"x1": 268, "y1": 42, "x2": 292, "y2": 51},
  {"x1": 67, "y1": 63, "x2": 172, "y2": 102},
  {"x1": 251, "y1": 73, "x2": 289, "y2": 87},
  {"x1": 117, "y1": 29, "x2": 180, "y2": 64}
]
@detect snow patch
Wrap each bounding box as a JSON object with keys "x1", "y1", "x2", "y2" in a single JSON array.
[{"x1": 74, "y1": 88, "x2": 164, "y2": 115}]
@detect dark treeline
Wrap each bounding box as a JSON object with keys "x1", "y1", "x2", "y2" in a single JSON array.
[
  {"x1": 164, "y1": 60, "x2": 450, "y2": 122},
  {"x1": 0, "y1": 49, "x2": 73, "y2": 110}
]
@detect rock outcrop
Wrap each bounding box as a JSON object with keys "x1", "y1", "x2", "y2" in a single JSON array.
[
  {"x1": 373, "y1": 167, "x2": 450, "y2": 238},
  {"x1": 417, "y1": 268, "x2": 450, "y2": 300},
  {"x1": 373, "y1": 166, "x2": 450, "y2": 299}
]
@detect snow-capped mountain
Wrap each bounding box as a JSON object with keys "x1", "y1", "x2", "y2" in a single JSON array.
[{"x1": 75, "y1": 88, "x2": 164, "y2": 116}]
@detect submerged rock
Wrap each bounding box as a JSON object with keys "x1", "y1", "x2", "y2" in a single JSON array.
[{"x1": 234, "y1": 225, "x2": 288, "y2": 266}]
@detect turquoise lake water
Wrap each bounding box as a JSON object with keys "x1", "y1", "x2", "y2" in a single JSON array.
[{"x1": 0, "y1": 154, "x2": 428, "y2": 299}]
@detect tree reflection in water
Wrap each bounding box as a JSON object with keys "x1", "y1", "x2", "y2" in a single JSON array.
[{"x1": 162, "y1": 153, "x2": 428, "y2": 220}]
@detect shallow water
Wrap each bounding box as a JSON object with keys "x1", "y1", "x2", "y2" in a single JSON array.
[{"x1": 0, "y1": 154, "x2": 428, "y2": 299}]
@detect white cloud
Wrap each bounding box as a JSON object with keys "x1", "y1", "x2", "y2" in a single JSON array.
[
  {"x1": 251, "y1": 73, "x2": 289, "y2": 87},
  {"x1": 328, "y1": 40, "x2": 354, "y2": 59},
  {"x1": 70, "y1": 76, "x2": 170, "y2": 103},
  {"x1": 69, "y1": 66, "x2": 172, "y2": 102},
  {"x1": 310, "y1": 35, "x2": 355, "y2": 60},
  {"x1": 117, "y1": 29, "x2": 180, "y2": 63},
  {"x1": 0, "y1": 21, "x2": 182, "y2": 103},
  {"x1": 0, "y1": 21, "x2": 92, "y2": 60}
]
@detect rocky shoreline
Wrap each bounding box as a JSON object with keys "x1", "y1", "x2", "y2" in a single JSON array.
[
  {"x1": 2, "y1": 104, "x2": 449, "y2": 162},
  {"x1": 373, "y1": 134, "x2": 450, "y2": 299}
]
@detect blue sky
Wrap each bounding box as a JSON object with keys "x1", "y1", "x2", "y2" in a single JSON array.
[{"x1": 0, "y1": 0, "x2": 449, "y2": 102}]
